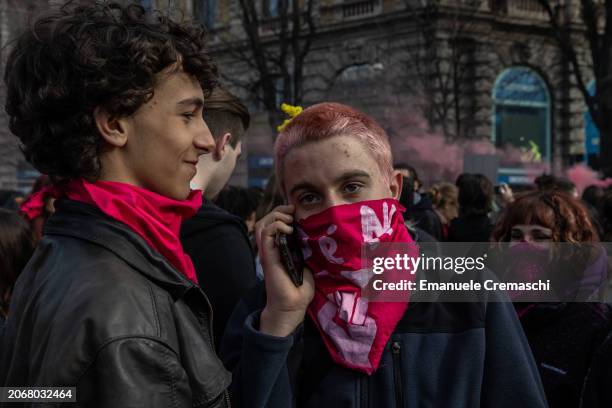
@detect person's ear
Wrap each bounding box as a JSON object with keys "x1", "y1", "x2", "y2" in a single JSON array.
[
  {"x1": 94, "y1": 107, "x2": 128, "y2": 147},
  {"x1": 213, "y1": 132, "x2": 232, "y2": 161},
  {"x1": 390, "y1": 170, "x2": 403, "y2": 200}
]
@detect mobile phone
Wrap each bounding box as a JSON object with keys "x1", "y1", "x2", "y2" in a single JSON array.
[{"x1": 276, "y1": 231, "x2": 304, "y2": 287}]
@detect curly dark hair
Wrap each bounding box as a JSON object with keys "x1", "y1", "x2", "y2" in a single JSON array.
[{"x1": 4, "y1": 1, "x2": 217, "y2": 182}]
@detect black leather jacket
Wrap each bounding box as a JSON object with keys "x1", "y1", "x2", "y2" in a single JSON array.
[{"x1": 0, "y1": 200, "x2": 231, "y2": 407}]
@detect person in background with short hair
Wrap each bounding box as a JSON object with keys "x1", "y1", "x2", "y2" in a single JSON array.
[
  {"x1": 189, "y1": 87, "x2": 248, "y2": 201},
  {"x1": 214, "y1": 185, "x2": 262, "y2": 235},
  {"x1": 492, "y1": 190, "x2": 612, "y2": 408},
  {"x1": 535, "y1": 173, "x2": 559, "y2": 192},
  {"x1": 394, "y1": 162, "x2": 422, "y2": 193},
  {"x1": 449, "y1": 173, "x2": 495, "y2": 242},
  {"x1": 394, "y1": 163, "x2": 443, "y2": 240},
  {"x1": 181, "y1": 87, "x2": 258, "y2": 350},
  {"x1": 0, "y1": 209, "x2": 34, "y2": 324}
]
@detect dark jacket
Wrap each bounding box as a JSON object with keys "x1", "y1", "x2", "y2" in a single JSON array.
[
  {"x1": 221, "y1": 280, "x2": 548, "y2": 408},
  {"x1": 407, "y1": 194, "x2": 444, "y2": 241},
  {"x1": 181, "y1": 200, "x2": 257, "y2": 350},
  {"x1": 581, "y1": 329, "x2": 612, "y2": 408},
  {"x1": 518, "y1": 302, "x2": 612, "y2": 408},
  {"x1": 448, "y1": 214, "x2": 493, "y2": 243},
  {"x1": 0, "y1": 200, "x2": 231, "y2": 407}
]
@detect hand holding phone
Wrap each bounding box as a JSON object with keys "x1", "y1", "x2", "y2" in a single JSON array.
[{"x1": 257, "y1": 204, "x2": 314, "y2": 337}]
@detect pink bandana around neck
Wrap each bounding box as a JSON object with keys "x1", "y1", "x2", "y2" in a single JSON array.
[
  {"x1": 297, "y1": 198, "x2": 418, "y2": 375},
  {"x1": 36, "y1": 179, "x2": 202, "y2": 284}
]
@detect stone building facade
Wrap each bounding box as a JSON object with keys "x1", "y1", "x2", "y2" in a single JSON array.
[
  {"x1": 198, "y1": 0, "x2": 594, "y2": 186},
  {"x1": 0, "y1": 0, "x2": 594, "y2": 190},
  {"x1": 0, "y1": 0, "x2": 53, "y2": 192}
]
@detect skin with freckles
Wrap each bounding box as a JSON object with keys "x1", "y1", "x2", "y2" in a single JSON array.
[{"x1": 283, "y1": 135, "x2": 402, "y2": 220}]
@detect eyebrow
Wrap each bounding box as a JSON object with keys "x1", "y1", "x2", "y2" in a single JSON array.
[
  {"x1": 177, "y1": 97, "x2": 204, "y2": 109},
  {"x1": 288, "y1": 170, "x2": 371, "y2": 196}
]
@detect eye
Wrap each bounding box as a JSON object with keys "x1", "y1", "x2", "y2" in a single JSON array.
[
  {"x1": 533, "y1": 232, "x2": 552, "y2": 241},
  {"x1": 510, "y1": 230, "x2": 523, "y2": 240},
  {"x1": 182, "y1": 112, "x2": 195, "y2": 121},
  {"x1": 343, "y1": 182, "x2": 363, "y2": 194},
  {"x1": 298, "y1": 193, "x2": 320, "y2": 205}
]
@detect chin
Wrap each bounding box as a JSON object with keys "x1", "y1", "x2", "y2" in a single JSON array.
[
  {"x1": 175, "y1": 188, "x2": 191, "y2": 201},
  {"x1": 161, "y1": 184, "x2": 190, "y2": 201}
]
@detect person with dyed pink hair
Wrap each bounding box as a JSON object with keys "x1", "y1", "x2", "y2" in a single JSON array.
[{"x1": 221, "y1": 102, "x2": 547, "y2": 407}]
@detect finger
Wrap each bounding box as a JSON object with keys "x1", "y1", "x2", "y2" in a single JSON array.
[
  {"x1": 255, "y1": 220, "x2": 266, "y2": 249},
  {"x1": 272, "y1": 212, "x2": 294, "y2": 224},
  {"x1": 262, "y1": 220, "x2": 294, "y2": 238},
  {"x1": 272, "y1": 204, "x2": 295, "y2": 214},
  {"x1": 260, "y1": 211, "x2": 294, "y2": 228}
]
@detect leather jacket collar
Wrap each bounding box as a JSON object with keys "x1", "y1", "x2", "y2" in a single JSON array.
[{"x1": 46, "y1": 199, "x2": 199, "y2": 301}]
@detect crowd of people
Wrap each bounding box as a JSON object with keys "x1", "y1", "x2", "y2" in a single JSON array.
[{"x1": 1, "y1": 2, "x2": 612, "y2": 407}]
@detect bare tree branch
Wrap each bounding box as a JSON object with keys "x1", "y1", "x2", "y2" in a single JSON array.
[
  {"x1": 214, "y1": 0, "x2": 318, "y2": 136},
  {"x1": 403, "y1": 0, "x2": 482, "y2": 138}
]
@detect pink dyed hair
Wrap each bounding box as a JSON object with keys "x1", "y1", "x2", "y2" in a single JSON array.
[{"x1": 274, "y1": 102, "x2": 393, "y2": 187}]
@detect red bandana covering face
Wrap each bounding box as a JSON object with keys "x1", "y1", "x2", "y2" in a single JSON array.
[
  {"x1": 27, "y1": 179, "x2": 201, "y2": 284},
  {"x1": 297, "y1": 198, "x2": 417, "y2": 374}
]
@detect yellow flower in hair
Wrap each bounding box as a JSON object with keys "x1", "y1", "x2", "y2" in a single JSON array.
[{"x1": 277, "y1": 103, "x2": 303, "y2": 132}]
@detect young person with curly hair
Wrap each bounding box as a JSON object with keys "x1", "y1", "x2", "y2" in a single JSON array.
[
  {"x1": 0, "y1": 2, "x2": 268, "y2": 406},
  {"x1": 221, "y1": 102, "x2": 547, "y2": 408},
  {"x1": 491, "y1": 190, "x2": 612, "y2": 408}
]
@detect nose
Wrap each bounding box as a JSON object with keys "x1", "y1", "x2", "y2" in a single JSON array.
[
  {"x1": 194, "y1": 117, "x2": 215, "y2": 155},
  {"x1": 324, "y1": 192, "x2": 346, "y2": 210}
]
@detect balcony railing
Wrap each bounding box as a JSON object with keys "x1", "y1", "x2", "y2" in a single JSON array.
[
  {"x1": 343, "y1": 0, "x2": 376, "y2": 18},
  {"x1": 507, "y1": 0, "x2": 547, "y2": 18},
  {"x1": 321, "y1": 0, "x2": 382, "y2": 23}
]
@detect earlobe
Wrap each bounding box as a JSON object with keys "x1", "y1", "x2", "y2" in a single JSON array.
[{"x1": 94, "y1": 107, "x2": 128, "y2": 147}]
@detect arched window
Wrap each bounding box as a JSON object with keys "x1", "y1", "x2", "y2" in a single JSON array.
[
  {"x1": 584, "y1": 80, "x2": 599, "y2": 163},
  {"x1": 492, "y1": 67, "x2": 551, "y2": 162}
]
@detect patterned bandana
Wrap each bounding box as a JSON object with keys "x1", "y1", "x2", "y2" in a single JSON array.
[{"x1": 297, "y1": 198, "x2": 418, "y2": 374}]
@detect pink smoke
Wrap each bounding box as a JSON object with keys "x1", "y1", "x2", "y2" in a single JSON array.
[
  {"x1": 565, "y1": 164, "x2": 612, "y2": 195},
  {"x1": 386, "y1": 107, "x2": 548, "y2": 186}
]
